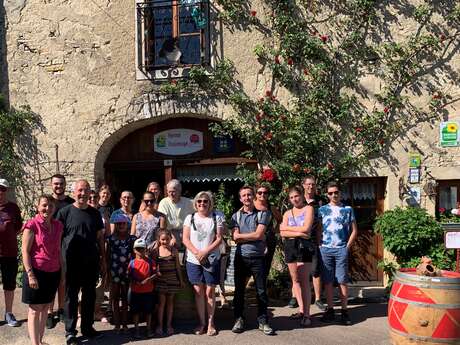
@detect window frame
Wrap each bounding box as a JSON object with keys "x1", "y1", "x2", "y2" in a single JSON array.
[{"x1": 135, "y1": 0, "x2": 213, "y2": 81}]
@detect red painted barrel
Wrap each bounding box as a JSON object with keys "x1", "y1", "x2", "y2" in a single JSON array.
[{"x1": 388, "y1": 268, "x2": 460, "y2": 344}]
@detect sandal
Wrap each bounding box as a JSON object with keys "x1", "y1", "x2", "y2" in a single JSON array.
[
  {"x1": 194, "y1": 326, "x2": 206, "y2": 335},
  {"x1": 155, "y1": 327, "x2": 163, "y2": 337},
  {"x1": 207, "y1": 327, "x2": 218, "y2": 336},
  {"x1": 290, "y1": 312, "x2": 304, "y2": 320},
  {"x1": 167, "y1": 327, "x2": 174, "y2": 336},
  {"x1": 301, "y1": 316, "x2": 312, "y2": 327}
]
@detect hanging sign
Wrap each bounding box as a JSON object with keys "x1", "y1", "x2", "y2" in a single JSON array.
[
  {"x1": 440, "y1": 121, "x2": 459, "y2": 147},
  {"x1": 409, "y1": 153, "x2": 421, "y2": 168},
  {"x1": 154, "y1": 129, "x2": 203, "y2": 155}
]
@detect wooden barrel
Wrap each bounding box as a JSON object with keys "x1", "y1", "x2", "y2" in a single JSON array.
[{"x1": 388, "y1": 268, "x2": 460, "y2": 344}]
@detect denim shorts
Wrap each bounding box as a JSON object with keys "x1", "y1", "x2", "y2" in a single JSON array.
[
  {"x1": 186, "y1": 261, "x2": 220, "y2": 286},
  {"x1": 320, "y1": 246, "x2": 349, "y2": 284}
]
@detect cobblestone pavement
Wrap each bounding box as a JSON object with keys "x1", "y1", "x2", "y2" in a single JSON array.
[{"x1": 0, "y1": 289, "x2": 390, "y2": 345}]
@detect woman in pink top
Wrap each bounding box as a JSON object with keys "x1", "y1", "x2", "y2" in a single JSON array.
[{"x1": 22, "y1": 195, "x2": 63, "y2": 345}]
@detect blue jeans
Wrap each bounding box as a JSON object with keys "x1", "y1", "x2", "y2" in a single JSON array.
[
  {"x1": 320, "y1": 246, "x2": 349, "y2": 284},
  {"x1": 233, "y1": 254, "x2": 268, "y2": 322}
]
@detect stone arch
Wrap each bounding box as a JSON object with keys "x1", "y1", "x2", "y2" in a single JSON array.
[{"x1": 94, "y1": 111, "x2": 225, "y2": 186}]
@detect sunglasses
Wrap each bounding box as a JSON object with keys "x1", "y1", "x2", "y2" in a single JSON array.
[
  {"x1": 197, "y1": 199, "x2": 209, "y2": 204},
  {"x1": 144, "y1": 199, "x2": 156, "y2": 205},
  {"x1": 327, "y1": 191, "x2": 340, "y2": 196},
  {"x1": 257, "y1": 191, "x2": 268, "y2": 195}
]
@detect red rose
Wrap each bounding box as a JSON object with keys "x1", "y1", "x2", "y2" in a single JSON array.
[
  {"x1": 439, "y1": 207, "x2": 446, "y2": 214},
  {"x1": 250, "y1": 10, "x2": 257, "y2": 17},
  {"x1": 264, "y1": 132, "x2": 273, "y2": 141},
  {"x1": 320, "y1": 35, "x2": 328, "y2": 43},
  {"x1": 265, "y1": 90, "x2": 272, "y2": 97},
  {"x1": 287, "y1": 58, "x2": 294, "y2": 66},
  {"x1": 261, "y1": 168, "x2": 276, "y2": 182},
  {"x1": 383, "y1": 107, "x2": 389, "y2": 113}
]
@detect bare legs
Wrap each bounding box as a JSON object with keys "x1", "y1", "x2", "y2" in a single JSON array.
[
  {"x1": 192, "y1": 285, "x2": 206, "y2": 333},
  {"x1": 313, "y1": 276, "x2": 321, "y2": 301},
  {"x1": 27, "y1": 304, "x2": 49, "y2": 345},
  {"x1": 287, "y1": 262, "x2": 311, "y2": 317},
  {"x1": 192, "y1": 284, "x2": 217, "y2": 335},
  {"x1": 156, "y1": 293, "x2": 175, "y2": 335},
  {"x1": 4, "y1": 290, "x2": 14, "y2": 313},
  {"x1": 111, "y1": 283, "x2": 128, "y2": 331}
]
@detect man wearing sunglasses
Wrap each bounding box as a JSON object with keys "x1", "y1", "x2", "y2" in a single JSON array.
[
  {"x1": 230, "y1": 186, "x2": 274, "y2": 336},
  {"x1": 0, "y1": 178, "x2": 23, "y2": 327},
  {"x1": 318, "y1": 181, "x2": 357, "y2": 325}
]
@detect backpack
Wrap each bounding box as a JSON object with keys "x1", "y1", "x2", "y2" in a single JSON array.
[{"x1": 190, "y1": 212, "x2": 228, "y2": 254}]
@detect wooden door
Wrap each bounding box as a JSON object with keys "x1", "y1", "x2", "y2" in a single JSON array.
[{"x1": 341, "y1": 177, "x2": 386, "y2": 282}]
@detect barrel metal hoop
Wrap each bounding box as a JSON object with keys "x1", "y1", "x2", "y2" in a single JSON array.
[
  {"x1": 390, "y1": 328, "x2": 459, "y2": 344},
  {"x1": 396, "y1": 271, "x2": 460, "y2": 285},
  {"x1": 390, "y1": 294, "x2": 460, "y2": 309},
  {"x1": 395, "y1": 278, "x2": 460, "y2": 290}
]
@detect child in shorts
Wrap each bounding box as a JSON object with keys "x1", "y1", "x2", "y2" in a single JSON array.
[{"x1": 128, "y1": 238, "x2": 157, "y2": 339}]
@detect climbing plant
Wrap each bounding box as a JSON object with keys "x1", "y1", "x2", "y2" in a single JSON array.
[
  {"x1": 0, "y1": 94, "x2": 42, "y2": 216},
  {"x1": 160, "y1": 0, "x2": 460, "y2": 204}
]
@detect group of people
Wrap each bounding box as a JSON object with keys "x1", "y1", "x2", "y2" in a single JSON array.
[{"x1": 0, "y1": 173, "x2": 358, "y2": 345}]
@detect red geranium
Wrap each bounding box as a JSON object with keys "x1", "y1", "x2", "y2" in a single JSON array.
[
  {"x1": 439, "y1": 207, "x2": 446, "y2": 214},
  {"x1": 320, "y1": 35, "x2": 329, "y2": 43},
  {"x1": 287, "y1": 58, "x2": 294, "y2": 66},
  {"x1": 250, "y1": 10, "x2": 257, "y2": 17},
  {"x1": 261, "y1": 168, "x2": 277, "y2": 182}
]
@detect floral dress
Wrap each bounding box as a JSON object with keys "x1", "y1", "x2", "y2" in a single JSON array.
[{"x1": 107, "y1": 234, "x2": 136, "y2": 285}]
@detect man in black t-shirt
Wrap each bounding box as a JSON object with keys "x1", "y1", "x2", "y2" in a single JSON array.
[
  {"x1": 56, "y1": 179, "x2": 105, "y2": 345},
  {"x1": 48, "y1": 174, "x2": 75, "y2": 328},
  {"x1": 51, "y1": 174, "x2": 75, "y2": 218}
]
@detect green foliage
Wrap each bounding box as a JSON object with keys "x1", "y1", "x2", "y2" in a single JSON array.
[
  {"x1": 159, "y1": 2, "x2": 459, "y2": 206},
  {"x1": 377, "y1": 259, "x2": 399, "y2": 291},
  {"x1": 213, "y1": 183, "x2": 235, "y2": 225},
  {"x1": 375, "y1": 207, "x2": 455, "y2": 270},
  {"x1": 0, "y1": 94, "x2": 42, "y2": 216}
]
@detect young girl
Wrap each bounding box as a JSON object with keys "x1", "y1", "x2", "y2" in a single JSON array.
[
  {"x1": 106, "y1": 213, "x2": 136, "y2": 333},
  {"x1": 22, "y1": 195, "x2": 63, "y2": 345},
  {"x1": 152, "y1": 229, "x2": 183, "y2": 336},
  {"x1": 128, "y1": 238, "x2": 157, "y2": 339},
  {"x1": 280, "y1": 186, "x2": 314, "y2": 327}
]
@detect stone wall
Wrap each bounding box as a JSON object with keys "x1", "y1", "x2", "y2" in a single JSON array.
[{"x1": 3, "y1": 0, "x2": 460, "y2": 214}]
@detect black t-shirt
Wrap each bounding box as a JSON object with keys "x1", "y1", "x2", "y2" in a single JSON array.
[
  {"x1": 56, "y1": 204, "x2": 104, "y2": 267},
  {"x1": 52, "y1": 195, "x2": 75, "y2": 218},
  {"x1": 98, "y1": 204, "x2": 113, "y2": 220},
  {"x1": 305, "y1": 194, "x2": 325, "y2": 242}
]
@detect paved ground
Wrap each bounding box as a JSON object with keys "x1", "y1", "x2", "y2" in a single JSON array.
[{"x1": 0, "y1": 289, "x2": 390, "y2": 345}]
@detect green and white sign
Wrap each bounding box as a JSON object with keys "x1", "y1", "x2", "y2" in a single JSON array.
[{"x1": 440, "y1": 121, "x2": 459, "y2": 147}]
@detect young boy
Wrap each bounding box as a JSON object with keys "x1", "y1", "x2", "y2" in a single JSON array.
[{"x1": 128, "y1": 239, "x2": 157, "y2": 339}]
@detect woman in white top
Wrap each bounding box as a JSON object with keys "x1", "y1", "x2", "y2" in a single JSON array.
[{"x1": 182, "y1": 191, "x2": 223, "y2": 336}]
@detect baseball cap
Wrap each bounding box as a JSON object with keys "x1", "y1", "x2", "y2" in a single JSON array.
[
  {"x1": 0, "y1": 179, "x2": 9, "y2": 188},
  {"x1": 112, "y1": 213, "x2": 130, "y2": 224},
  {"x1": 134, "y1": 238, "x2": 147, "y2": 249}
]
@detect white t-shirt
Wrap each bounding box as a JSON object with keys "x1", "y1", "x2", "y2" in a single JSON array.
[{"x1": 184, "y1": 212, "x2": 224, "y2": 265}]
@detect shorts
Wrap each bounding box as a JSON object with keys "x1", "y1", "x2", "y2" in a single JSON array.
[
  {"x1": 128, "y1": 290, "x2": 154, "y2": 314},
  {"x1": 22, "y1": 268, "x2": 61, "y2": 304},
  {"x1": 186, "y1": 261, "x2": 220, "y2": 286},
  {"x1": 284, "y1": 238, "x2": 313, "y2": 263},
  {"x1": 0, "y1": 257, "x2": 18, "y2": 290},
  {"x1": 320, "y1": 246, "x2": 349, "y2": 284}
]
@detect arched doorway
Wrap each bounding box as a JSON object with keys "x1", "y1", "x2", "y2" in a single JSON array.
[{"x1": 104, "y1": 116, "x2": 253, "y2": 210}]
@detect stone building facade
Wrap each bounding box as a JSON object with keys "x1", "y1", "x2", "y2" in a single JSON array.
[{"x1": 1, "y1": 1, "x2": 459, "y2": 282}]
